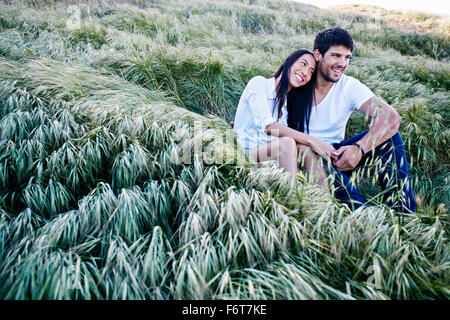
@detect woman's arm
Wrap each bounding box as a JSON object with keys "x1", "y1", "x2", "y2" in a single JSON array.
[{"x1": 265, "y1": 122, "x2": 336, "y2": 159}]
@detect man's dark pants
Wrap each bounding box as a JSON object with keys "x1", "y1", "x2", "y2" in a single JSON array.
[{"x1": 325, "y1": 130, "x2": 417, "y2": 213}]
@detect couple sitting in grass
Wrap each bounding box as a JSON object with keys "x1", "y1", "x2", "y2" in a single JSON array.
[{"x1": 233, "y1": 27, "x2": 417, "y2": 213}]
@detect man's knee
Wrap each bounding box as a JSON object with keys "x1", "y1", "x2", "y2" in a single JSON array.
[
  {"x1": 385, "y1": 131, "x2": 405, "y2": 148},
  {"x1": 391, "y1": 131, "x2": 404, "y2": 146},
  {"x1": 377, "y1": 131, "x2": 404, "y2": 155}
]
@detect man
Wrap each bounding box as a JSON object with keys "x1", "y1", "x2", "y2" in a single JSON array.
[{"x1": 308, "y1": 27, "x2": 416, "y2": 213}]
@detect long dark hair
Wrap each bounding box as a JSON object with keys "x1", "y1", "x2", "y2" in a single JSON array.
[
  {"x1": 287, "y1": 70, "x2": 316, "y2": 133},
  {"x1": 272, "y1": 49, "x2": 316, "y2": 133}
]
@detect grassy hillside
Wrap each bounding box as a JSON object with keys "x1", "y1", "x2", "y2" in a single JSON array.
[{"x1": 0, "y1": 0, "x2": 448, "y2": 299}]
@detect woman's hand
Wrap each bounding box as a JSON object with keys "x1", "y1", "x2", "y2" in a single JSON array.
[
  {"x1": 309, "y1": 138, "x2": 337, "y2": 160},
  {"x1": 266, "y1": 122, "x2": 336, "y2": 160},
  {"x1": 332, "y1": 145, "x2": 362, "y2": 171}
]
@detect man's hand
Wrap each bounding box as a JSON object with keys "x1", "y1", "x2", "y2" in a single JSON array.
[{"x1": 332, "y1": 145, "x2": 363, "y2": 171}]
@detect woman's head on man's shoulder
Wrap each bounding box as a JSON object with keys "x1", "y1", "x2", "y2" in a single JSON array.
[{"x1": 271, "y1": 49, "x2": 316, "y2": 117}]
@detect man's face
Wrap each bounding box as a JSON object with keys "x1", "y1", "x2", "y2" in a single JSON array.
[{"x1": 314, "y1": 45, "x2": 352, "y2": 83}]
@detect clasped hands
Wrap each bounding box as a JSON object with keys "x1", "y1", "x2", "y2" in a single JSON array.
[{"x1": 312, "y1": 140, "x2": 363, "y2": 172}]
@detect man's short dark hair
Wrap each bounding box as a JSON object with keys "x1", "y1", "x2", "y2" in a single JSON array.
[{"x1": 314, "y1": 28, "x2": 354, "y2": 55}]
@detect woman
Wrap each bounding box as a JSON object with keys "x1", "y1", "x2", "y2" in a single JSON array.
[{"x1": 233, "y1": 49, "x2": 334, "y2": 187}]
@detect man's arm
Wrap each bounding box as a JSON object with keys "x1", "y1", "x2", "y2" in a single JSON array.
[{"x1": 332, "y1": 96, "x2": 402, "y2": 171}]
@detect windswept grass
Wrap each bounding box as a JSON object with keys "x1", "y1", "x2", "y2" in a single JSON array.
[{"x1": 0, "y1": 0, "x2": 448, "y2": 300}]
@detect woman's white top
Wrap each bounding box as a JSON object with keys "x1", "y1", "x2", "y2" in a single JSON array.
[{"x1": 233, "y1": 76, "x2": 287, "y2": 152}]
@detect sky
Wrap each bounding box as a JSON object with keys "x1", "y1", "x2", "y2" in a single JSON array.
[{"x1": 293, "y1": 0, "x2": 450, "y2": 16}]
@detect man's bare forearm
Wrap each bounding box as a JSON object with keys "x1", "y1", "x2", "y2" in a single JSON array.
[{"x1": 357, "y1": 97, "x2": 402, "y2": 154}]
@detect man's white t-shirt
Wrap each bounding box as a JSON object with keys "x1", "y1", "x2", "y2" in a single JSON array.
[{"x1": 308, "y1": 74, "x2": 374, "y2": 145}]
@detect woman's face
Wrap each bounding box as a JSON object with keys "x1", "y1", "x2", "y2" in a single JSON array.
[{"x1": 288, "y1": 54, "x2": 316, "y2": 89}]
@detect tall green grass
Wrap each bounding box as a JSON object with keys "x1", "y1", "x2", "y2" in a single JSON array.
[{"x1": 0, "y1": 0, "x2": 448, "y2": 300}]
